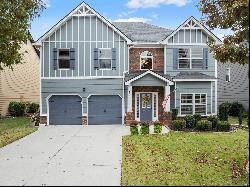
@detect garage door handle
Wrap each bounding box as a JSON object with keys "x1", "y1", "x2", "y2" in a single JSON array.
[{"x1": 104, "y1": 109, "x2": 107, "y2": 113}]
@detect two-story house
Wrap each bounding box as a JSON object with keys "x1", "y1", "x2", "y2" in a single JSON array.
[{"x1": 35, "y1": 2, "x2": 221, "y2": 126}]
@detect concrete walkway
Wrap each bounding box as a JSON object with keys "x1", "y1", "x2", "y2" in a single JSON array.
[{"x1": 0, "y1": 125, "x2": 130, "y2": 186}]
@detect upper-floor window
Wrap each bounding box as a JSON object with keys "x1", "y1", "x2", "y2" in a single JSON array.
[
  {"x1": 178, "y1": 48, "x2": 203, "y2": 69},
  {"x1": 99, "y1": 48, "x2": 112, "y2": 70},
  {"x1": 140, "y1": 51, "x2": 153, "y2": 70},
  {"x1": 58, "y1": 49, "x2": 70, "y2": 69},
  {"x1": 226, "y1": 68, "x2": 231, "y2": 82}
]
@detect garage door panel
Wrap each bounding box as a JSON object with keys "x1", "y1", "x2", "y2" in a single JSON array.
[
  {"x1": 88, "y1": 95, "x2": 122, "y2": 125},
  {"x1": 49, "y1": 95, "x2": 82, "y2": 125}
]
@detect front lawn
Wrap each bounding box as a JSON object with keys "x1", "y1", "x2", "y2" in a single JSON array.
[
  {"x1": 0, "y1": 117, "x2": 38, "y2": 148},
  {"x1": 122, "y1": 130, "x2": 249, "y2": 186}
]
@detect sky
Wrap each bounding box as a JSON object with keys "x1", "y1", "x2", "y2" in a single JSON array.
[{"x1": 30, "y1": 0, "x2": 231, "y2": 41}]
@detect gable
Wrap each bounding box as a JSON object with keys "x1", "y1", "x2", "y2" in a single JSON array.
[
  {"x1": 35, "y1": 2, "x2": 132, "y2": 45},
  {"x1": 131, "y1": 74, "x2": 167, "y2": 86},
  {"x1": 162, "y1": 17, "x2": 221, "y2": 45}
]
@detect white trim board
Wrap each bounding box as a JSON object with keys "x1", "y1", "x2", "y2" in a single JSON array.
[
  {"x1": 161, "y1": 16, "x2": 222, "y2": 45},
  {"x1": 35, "y1": 2, "x2": 132, "y2": 45},
  {"x1": 125, "y1": 70, "x2": 174, "y2": 86},
  {"x1": 173, "y1": 79, "x2": 217, "y2": 82}
]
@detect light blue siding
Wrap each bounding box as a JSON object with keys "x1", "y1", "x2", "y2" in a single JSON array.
[
  {"x1": 42, "y1": 16, "x2": 128, "y2": 77},
  {"x1": 165, "y1": 46, "x2": 216, "y2": 77},
  {"x1": 41, "y1": 78, "x2": 123, "y2": 115},
  {"x1": 175, "y1": 82, "x2": 214, "y2": 115}
]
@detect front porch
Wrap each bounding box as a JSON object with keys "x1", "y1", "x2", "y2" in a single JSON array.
[{"x1": 124, "y1": 70, "x2": 174, "y2": 126}]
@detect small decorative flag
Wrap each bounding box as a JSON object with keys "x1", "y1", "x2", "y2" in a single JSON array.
[{"x1": 162, "y1": 88, "x2": 177, "y2": 111}]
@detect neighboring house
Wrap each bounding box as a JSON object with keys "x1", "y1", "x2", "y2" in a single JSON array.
[
  {"x1": 0, "y1": 40, "x2": 40, "y2": 116},
  {"x1": 35, "y1": 2, "x2": 221, "y2": 126},
  {"x1": 218, "y1": 62, "x2": 249, "y2": 110}
]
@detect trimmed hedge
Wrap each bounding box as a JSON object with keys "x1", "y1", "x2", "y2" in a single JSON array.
[
  {"x1": 208, "y1": 115, "x2": 219, "y2": 129},
  {"x1": 172, "y1": 120, "x2": 186, "y2": 131},
  {"x1": 217, "y1": 121, "x2": 231, "y2": 132},
  {"x1": 229, "y1": 102, "x2": 244, "y2": 117},
  {"x1": 130, "y1": 124, "x2": 139, "y2": 136},
  {"x1": 154, "y1": 122, "x2": 163, "y2": 134},
  {"x1": 8, "y1": 102, "x2": 26, "y2": 116},
  {"x1": 184, "y1": 115, "x2": 196, "y2": 128},
  {"x1": 196, "y1": 120, "x2": 213, "y2": 131},
  {"x1": 219, "y1": 103, "x2": 229, "y2": 121},
  {"x1": 27, "y1": 103, "x2": 39, "y2": 113},
  {"x1": 140, "y1": 123, "x2": 150, "y2": 135}
]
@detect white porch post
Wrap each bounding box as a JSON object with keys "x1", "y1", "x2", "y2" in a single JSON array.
[
  {"x1": 164, "y1": 86, "x2": 171, "y2": 112},
  {"x1": 127, "y1": 85, "x2": 133, "y2": 112}
]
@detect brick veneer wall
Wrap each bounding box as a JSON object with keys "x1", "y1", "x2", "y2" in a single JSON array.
[
  {"x1": 125, "y1": 86, "x2": 172, "y2": 126},
  {"x1": 40, "y1": 116, "x2": 47, "y2": 125},
  {"x1": 129, "y1": 48, "x2": 164, "y2": 72}
]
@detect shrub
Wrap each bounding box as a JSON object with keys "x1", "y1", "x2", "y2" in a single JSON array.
[
  {"x1": 172, "y1": 120, "x2": 186, "y2": 131},
  {"x1": 184, "y1": 115, "x2": 196, "y2": 128},
  {"x1": 196, "y1": 120, "x2": 213, "y2": 131},
  {"x1": 193, "y1": 114, "x2": 202, "y2": 125},
  {"x1": 27, "y1": 103, "x2": 39, "y2": 113},
  {"x1": 171, "y1": 108, "x2": 178, "y2": 121},
  {"x1": 238, "y1": 108, "x2": 243, "y2": 126},
  {"x1": 8, "y1": 101, "x2": 26, "y2": 116},
  {"x1": 140, "y1": 123, "x2": 150, "y2": 135},
  {"x1": 229, "y1": 101, "x2": 244, "y2": 117},
  {"x1": 242, "y1": 111, "x2": 249, "y2": 118},
  {"x1": 217, "y1": 121, "x2": 231, "y2": 132},
  {"x1": 219, "y1": 103, "x2": 229, "y2": 121},
  {"x1": 154, "y1": 121, "x2": 163, "y2": 134},
  {"x1": 208, "y1": 115, "x2": 219, "y2": 129},
  {"x1": 130, "y1": 123, "x2": 139, "y2": 136}
]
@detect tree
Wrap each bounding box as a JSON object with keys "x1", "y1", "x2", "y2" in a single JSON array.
[
  {"x1": 198, "y1": 0, "x2": 249, "y2": 64},
  {"x1": 0, "y1": 0, "x2": 45, "y2": 70}
]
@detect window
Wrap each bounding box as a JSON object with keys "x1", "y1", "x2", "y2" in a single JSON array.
[
  {"x1": 99, "y1": 49, "x2": 112, "y2": 69},
  {"x1": 180, "y1": 94, "x2": 193, "y2": 115},
  {"x1": 140, "y1": 51, "x2": 153, "y2": 70},
  {"x1": 178, "y1": 48, "x2": 203, "y2": 69},
  {"x1": 226, "y1": 68, "x2": 231, "y2": 82},
  {"x1": 180, "y1": 94, "x2": 207, "y2": 115},
  {"x1": 58, "y1": 49, "x2": 70, "y2": 69}
]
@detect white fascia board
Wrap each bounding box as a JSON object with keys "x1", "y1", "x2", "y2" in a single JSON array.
[
  {"x1": 125, "y1": 70, "x2": 174, "y2": 85},
  {"x1": 161, "y1": 16, "x2": 222, "y2": 45},
  {"x1": 34, "y1": 2, "x2": 132, "y2": 45}
]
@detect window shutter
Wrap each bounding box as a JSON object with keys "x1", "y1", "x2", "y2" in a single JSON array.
[
  {"x1": 173, "y1": 48, "x2": 178, "y2": 69},
  {"x1": 53, "y1": 48, "x2": 58, "y2": 70},
  {"x1": 70, "y1": 48, "x2": 75, "y2": 70},
  {"x1": 94, "y1": 48, "x2": 99, "y2": 70},
  {"x1": 112, "y1": 48, "x2": 116, "y2": 70},
  {"x1": 203, "y1": 48, "x2": 208, "y2": 69}
]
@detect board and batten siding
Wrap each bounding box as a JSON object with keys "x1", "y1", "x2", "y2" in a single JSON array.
[
  {"x1": 41, "y1": 79, "x2": 123, "y2": 115},
  {"x1": 165, "y1": 46, "x2": 215, "y2": 77},
  {"x1": 175, "y1": 82, "x2": 215, "y2": 115},
  {"x1": 218, "y1": 62, "x2": 249, "y2": 110},
  {"x1": 41, "y1": 16, "x2": 128, "y2": 78}
]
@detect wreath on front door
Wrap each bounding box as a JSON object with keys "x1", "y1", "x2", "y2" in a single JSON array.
[{"x1": 142, "y1": 95, "x2": 150, "y2": 105}]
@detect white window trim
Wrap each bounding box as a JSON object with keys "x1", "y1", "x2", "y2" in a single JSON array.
[
  {"x1": 135, "y1": 92, "x2": 158, "y2": 122},
  {"x1": 98, "y1": 48, "x2": 112, "y2": 70},
  {"x1": 140, "y1": 52, "x2": 154, "y2": 71},
  {"x1": 179, "y1": 93, "x2": 207, "y2": 116},
  {"x1": 178, "y1": 48, "x2": 203, "y2": 70},
  {"x1": 58, "y1": 48, "x2": 71, "y2": 70}
]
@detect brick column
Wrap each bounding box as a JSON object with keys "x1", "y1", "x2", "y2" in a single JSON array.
[
  {"x1": 40, "y1": 116, "x2": 47, "y2": 125},
  {"x1": 82, "y1": 116, "x2": 88, "y2": 126}
]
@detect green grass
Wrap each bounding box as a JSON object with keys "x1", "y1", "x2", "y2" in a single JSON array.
[
  {"x1": 228, "y1": 116, "x2": 248, "y2": 126},
  {"x1": 0, "y1": 117, "x2": 38, "y2": 148},
  {"x1": 122, "y1": 130, "x2": 249, "y2": 186}
]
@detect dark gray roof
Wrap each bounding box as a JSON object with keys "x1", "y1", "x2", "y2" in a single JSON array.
[
  {"x1": 125, "y1": 71, "x2": 173, "y2": 82},
  {"x1": 112, "y1": 22, "x2": 173, "y2": 42},
  {"x1": 174, "y1": 72, "x2": 217, "y2": 80}
]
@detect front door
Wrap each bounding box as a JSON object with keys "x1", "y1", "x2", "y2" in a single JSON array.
[{"x1": 140, "y1": 93, "x2": 153, "y2": 121}]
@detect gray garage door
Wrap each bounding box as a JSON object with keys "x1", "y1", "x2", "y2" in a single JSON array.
[
  {"x1": 49, "y1": 95, "x2": 82, "y2": 125},
  {"x1": 88, "y1": 95, "x2": 122, "y2": 125}
]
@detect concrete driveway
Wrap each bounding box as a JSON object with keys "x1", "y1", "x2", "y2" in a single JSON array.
[{"x1": 0, "y1": 125, "x2": 130, "y2": 186}]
